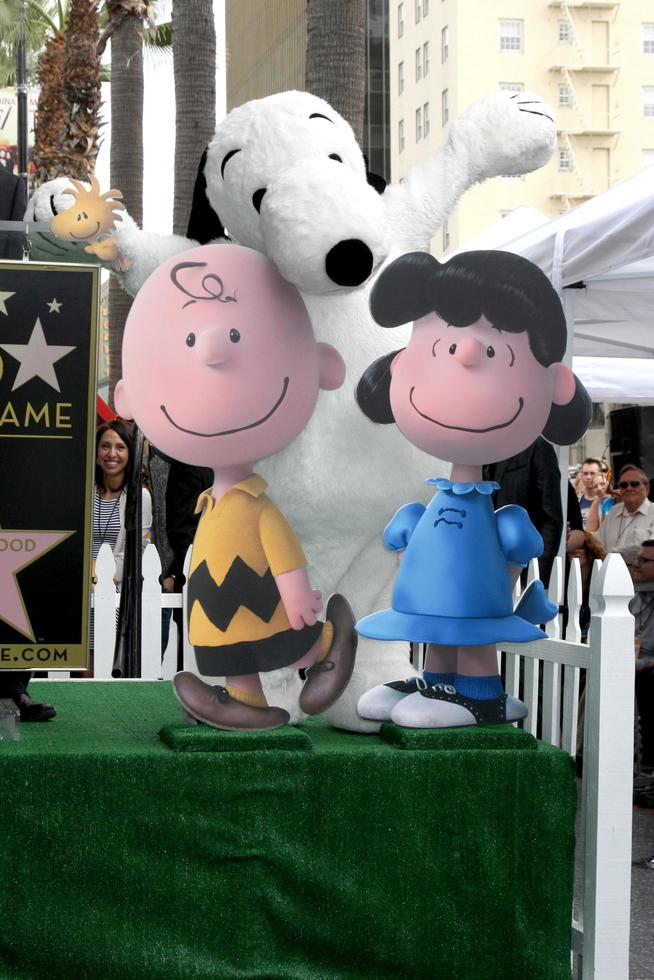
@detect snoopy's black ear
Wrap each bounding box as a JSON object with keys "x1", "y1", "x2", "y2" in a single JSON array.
[
  {"x1": 370, "y1": 251, "x2": 442, "y2": 328},
  {"x1": 363, "y1": 155, "x2": 386, "y2": 195},
  {"x1": 366, "y1": 170, "x2": 386, "y2": 194},
  {"x1": 187, "y1": 148, "x2": 228, "y2": 244},
  {"x1": 355, "y1": 350, "x2": 403, "y2": 424}
]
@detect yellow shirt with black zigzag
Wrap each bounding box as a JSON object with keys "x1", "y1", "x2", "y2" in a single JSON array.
[{"x1": 188, "y1": 474, "x2": 307, "y2": 647}]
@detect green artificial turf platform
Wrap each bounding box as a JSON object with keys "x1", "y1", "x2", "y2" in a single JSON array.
[
  {"x1": 379, "y1": 720, "x2": 538, "y2": 751},
  {"x1": 0, "y1": 681, "x2": 576, "y2": 980},
  {"x1": 159, "y1": 720, "x2": 313, "y2": 753}
]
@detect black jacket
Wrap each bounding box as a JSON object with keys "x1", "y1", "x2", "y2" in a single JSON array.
[
  {"x1": 165, "y1": 461, "x2": 213, "y2": 584},
  {"x1": 485, "y1": 438, "x2": 564, "y2": 587},
  {"x1": 0, "y1": 167, "x2": 27, "y2": 259}
]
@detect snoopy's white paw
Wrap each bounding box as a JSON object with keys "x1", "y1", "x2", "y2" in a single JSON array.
[{"x1": 454, "y1": 90, "x2": 556, "y2": 178}]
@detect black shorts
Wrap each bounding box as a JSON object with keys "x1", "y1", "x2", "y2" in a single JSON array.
[{"x1": 194, "y1": 622, "x2": 323, "y2": 676}]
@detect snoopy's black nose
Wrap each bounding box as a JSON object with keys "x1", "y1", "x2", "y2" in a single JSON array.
[{"x1": 325, "y1": 239, "x2": 374, "y2": 287}]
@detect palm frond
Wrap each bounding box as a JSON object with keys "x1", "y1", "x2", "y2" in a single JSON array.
[
  {"x1": 142, "y1": 20, "x2": 170, "y2": 69},
  {"x1": 144, "y1": 19, "x2": 169, "y2": 47}
]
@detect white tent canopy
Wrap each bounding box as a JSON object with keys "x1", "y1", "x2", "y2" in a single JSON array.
[
  {"x1": 573, "y1": 357, "x2": 654, "y2": 405},
  {"x1": 501, "y1": 166, "x2": 654, "y2": 363},
  {"x1": 451, "y1": 166, "x2": 654, "y2": 395}
]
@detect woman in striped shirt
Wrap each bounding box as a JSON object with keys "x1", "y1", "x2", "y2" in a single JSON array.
[{"x1": 93, "y1": 419, "x2": 152, "y2": 583}]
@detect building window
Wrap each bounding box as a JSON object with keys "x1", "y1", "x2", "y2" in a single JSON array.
[
  {"x1": 558, "y1": 20, "x2": 572, "y2": 44},
  {"x1": 398, "y1": 2, "x2": 404, "y2": 38},
  {"x1": 499, "y1": 19, "x2": 523, "y2": 53},
  {"x1": 441, "y1": 26, "x2": 448, "y2": 63},
  {"x1": 644, "y1": 87, "x2": 654, "y2": 118},
  {"x1": 643, "y1": 149, "x2": 654, "y2": 168},
  {"x1": 423, "y1": 41, "x2": 430, "y2": 76},
  {"x1": 558, "y1": 84, "x2": 572, "y2": 108},
  {"x1": 415, "y1": 0, "x2": 421, "y2": 23},
  {"x1": 559, "y1": 148, "x2": 572, "y2": 171},
  {"x1": 423, "y1": 0, "x2": 429, "y2": 15},
  {"x1": 442, "y1": 88, "x2": 449, "y2": 125},
  {"x1": 399, "y1": 118, "x2": 405, "y2": 153},
  {"x1": 500, "y1": 82, "x2": 524, "y2": 94},
  {"x1": 442, "y1": 220, "x2": 450, "y2": 251},
  {"x1": 398, "y1": 61, "x2": 404, "y2": 95},
  {"x1": 416, "y1": 106, "x2": 422, "y2": 141},
  {"x1": 644, "y1": 24, "x2": 654, "y2": 55},
  {"x1": 423, "y1": 101, "x2": 430, "y2": 137},
  {"x1": 415, "y1": 47, "x2": 422, "y2": 82}
]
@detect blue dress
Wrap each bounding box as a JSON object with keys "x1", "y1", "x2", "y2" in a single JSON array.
[{"x1": 356, "y1": 479, "x2": 556, "y2": 647}]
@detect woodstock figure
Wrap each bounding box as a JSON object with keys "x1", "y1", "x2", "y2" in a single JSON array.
[{"x1": 49, "y1": 175, "x2": 130, "y2": 271}]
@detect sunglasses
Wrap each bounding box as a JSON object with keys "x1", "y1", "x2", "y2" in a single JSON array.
[{"x1": 616, "y1": 480, "x2": 646, "y2": 489}]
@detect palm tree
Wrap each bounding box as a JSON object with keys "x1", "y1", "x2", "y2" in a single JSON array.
[
  {"x1": 305, "y1": 0, "x2": 367, "y2": 144},
  {"x1": 101, "y1": 0, "x2": 216, "y2": 393},
  {"x1": 31, "y1": 29, "x2": 68, "y2": 178},
  {"x1": 60, "y1": 0, "x2": 102, "y2": 177},
  {"x1": 98, "y1": 0, "x2": 154, "y2": 399},
  {"x1": 0, "y1": 0, "x2": 62, "y2": 183},
  {"x1": 0, "y1": 0, "x2": 58, "y2": 86},
  {"x1": 171, "y1": 0, "x2": 215, "y2": 236},
  {"x1": 33, "y1": 0, "x2": 102, "y2": 180}
]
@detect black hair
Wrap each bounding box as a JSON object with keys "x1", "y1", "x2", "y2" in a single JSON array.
[
  {"x1": 357, "y1": 250, "x2": 591, "y2": 446},
  {"x1": 95, "y1": 419, "x2": 134, "y2": 492}
]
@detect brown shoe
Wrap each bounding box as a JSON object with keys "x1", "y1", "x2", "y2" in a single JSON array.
[
  {"x1": 172, "y1": 672, "x2": 290, "y2": 731},
  {"x1": 299, "y1": 594, "x2": 357, "y2": 715}
]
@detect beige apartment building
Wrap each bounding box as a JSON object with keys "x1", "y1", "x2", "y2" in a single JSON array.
[
  {"x1": 391, "y1": 0, "x2": 654, "y2": 255},
  {"x1": 227, "y1": 0, "x2": 306, "y2": 109}
]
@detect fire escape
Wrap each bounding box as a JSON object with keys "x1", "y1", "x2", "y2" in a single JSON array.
[{"x1": 549, "y1": 1, "x2": 620, "y2": 209}]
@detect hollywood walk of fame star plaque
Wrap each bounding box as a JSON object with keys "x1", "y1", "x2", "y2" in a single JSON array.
[{"x1": 0, "y1": 260, "x2": 99, "y2": 670}]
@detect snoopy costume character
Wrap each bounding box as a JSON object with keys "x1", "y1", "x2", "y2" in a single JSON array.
[
  {"x1": 356, "y1": 250, "x2": 591, "y2": 729},
  {"x1": 67, "y1": 89, "x2": 558, "y2": 732}
]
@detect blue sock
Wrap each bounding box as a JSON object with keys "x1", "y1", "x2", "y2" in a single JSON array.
[
  {"x1": 454, "y1": 674, "x2": 503, "y2": 701},
  {"x1": 423, "y1": 671, "x2": 455, "y2": 686}
]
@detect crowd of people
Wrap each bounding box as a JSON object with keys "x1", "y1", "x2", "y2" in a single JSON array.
[
  {"x1": 570, "y1": 456, "x2": 654, "y2": 769},
  {"x1": 484, "y1": 443, "x2": 652, "y2": 771}
]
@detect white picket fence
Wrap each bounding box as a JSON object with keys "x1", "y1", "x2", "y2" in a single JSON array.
[
  {"x1": 43, "y1": 544, "x2": 190, "y2": 679},
  {"x1": 501, "y1": 553, "x2": 634, "y2": 980},
  {"x1": 46, "y1": 541, "x2": 634, "y2": 980},
  {"x1": 93, "y1": 543, "x2": 186, "y2": 679}
]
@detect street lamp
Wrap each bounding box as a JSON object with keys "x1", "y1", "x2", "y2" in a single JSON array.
[{"x1": 16, "y1": 0, "x2": 29, "y2": 198}]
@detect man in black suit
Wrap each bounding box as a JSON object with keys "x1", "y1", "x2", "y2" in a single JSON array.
[
  {"x1": 164, "y1": 460, "x2": 212, "y2": 670},
  {"x1": 0, "y1": 165, "x2": 27, "y2": 259},
  {"x1": 484, "y1": 436, "x2": 565, "y2": 588},
  {"x1": 0, "y1": 168, "x2": 55, "y2": 720}
]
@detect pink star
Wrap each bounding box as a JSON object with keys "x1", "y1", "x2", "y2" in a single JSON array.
[
  {"x1": 0, "y1": 318, "x2": 75, "y2": 393},
  {"x1": 0, "y1": 527, "x2": 73, "y2": 640}
]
